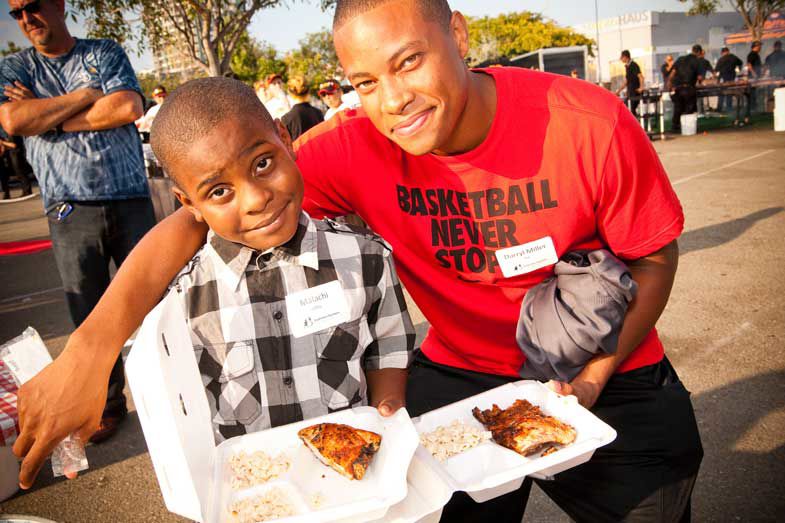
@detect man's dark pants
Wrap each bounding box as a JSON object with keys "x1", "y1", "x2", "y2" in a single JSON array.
[
  {"x1": 47, "y1": 198, "x2": 156, "y2": 418},
  {"x1": 671, "y1": 85, "x2": 697, "y2": 132},
  {"x1": 407, "y1": 351, "x2": 703, "y2": 522}
]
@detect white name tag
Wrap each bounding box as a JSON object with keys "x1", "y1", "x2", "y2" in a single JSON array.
[
  {"x1": 495, "y1": 236, "x2": 558, "y2": 278},
  {"x1": 286, "y1": 280, "x2": 350, "y2": 338}
]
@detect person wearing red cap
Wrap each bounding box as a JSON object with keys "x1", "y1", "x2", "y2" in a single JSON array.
[{"x1": 319, "y1": 79, "x2": 345, "y2": 120}]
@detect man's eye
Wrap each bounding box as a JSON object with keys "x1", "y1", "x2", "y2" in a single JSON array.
[
  {"x1": 356, "y1": 80, "x2": 376, "y2": 91},
  {"x1": 255, "y1": 157, "x2": 273, "y2": 174},
  {"x1": 401, "y1": 53, "x2": 422, "y2": 69}
]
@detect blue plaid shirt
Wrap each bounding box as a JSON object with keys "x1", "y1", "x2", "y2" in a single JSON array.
[{"x1": 0, "y1": 39, "x2": 148, "y2": 209}]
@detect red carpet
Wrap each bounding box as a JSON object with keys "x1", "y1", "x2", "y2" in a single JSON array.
[{"x1": 0, "y1": 240, "x2": 52, "y2": 256}]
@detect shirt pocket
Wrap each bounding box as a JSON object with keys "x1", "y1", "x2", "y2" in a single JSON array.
[
  {"x1": 195, "y1": 340, "x2": 262, "y2": 426},
  {"x1": 313, "y1": 318, "x2": 367, "y2": 410}
]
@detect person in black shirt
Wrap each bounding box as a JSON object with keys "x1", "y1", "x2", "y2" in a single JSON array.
[
  {"x1": 668, "y1": 44, "x2": 703, "y2": 132},
  {"x1": 660, "y1": 55, "x2": 674, "y2": 85},
  {"x1": 282, "y1": 75, "x2": 324, "y2": 141},
  {"x1": 747, "y1": 40, "x2": 763, "y2": 79},
  {"x1": 745, "y1": 40, "x2": 763, "y2": 121},
  {"x1": 765, "y1": 40, "x2": 785, "y2": 78},
  {"x1": 715, "y1": 47, "x2": 743, "y2": 112},
  {"x1": 615, "y1": 50, "x2": 644, "y2": 114}
]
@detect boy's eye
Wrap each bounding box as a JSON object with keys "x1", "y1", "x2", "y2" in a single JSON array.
[
  {"x1": 209, "y1": 187, "x2": 229, "y2": 200},
  {"x1": 255, "y1": 157, "x2": 273, "y2": 175}
]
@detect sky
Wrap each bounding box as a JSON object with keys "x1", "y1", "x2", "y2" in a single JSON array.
[{"x1": 0, "y1": 0, "x2": 733, "y2": 71}]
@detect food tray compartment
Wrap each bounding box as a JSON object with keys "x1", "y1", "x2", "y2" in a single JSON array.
[
  {"x1": 209, "y1": 406, "x2": 419, "y2": 523},
  {"x1": 412, "y1": 380, "x2": 616, "y2": 503}
]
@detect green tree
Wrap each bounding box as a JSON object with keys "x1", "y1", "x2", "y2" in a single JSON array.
[
  {"x1": 68, "y1": 0, "x2": 287, "y2": 76},
  {"x1": 283, "y1": 29, "x2": 342, "y2": 91},
  {"x1": 0, "y1": 41, "x2": 23, "y2": 57},
  {"x1": 679, "y1": 0, "x2": 785, "y2": 41},
  {"x1": 466, "y1": 12, "x2": 594, "y2": 66},
  {"x1": 230, "y1": 33, "x2": 287, "y2": 84}
]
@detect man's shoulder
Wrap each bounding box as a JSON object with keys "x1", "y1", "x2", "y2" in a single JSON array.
[
  {"x1": 488, "y1": 66, "x2": 621, "y2": 125},
  {"x1": 294, "y1": 105, "x2": 382, "y2": 151},
  {"x1": 0, "y1": 47, "x2": 36, "y2": 70}
]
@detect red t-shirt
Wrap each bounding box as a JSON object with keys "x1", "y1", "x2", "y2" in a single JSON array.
[{"x1": 295, "y1": 66, "x2": 684, "y2": 377}]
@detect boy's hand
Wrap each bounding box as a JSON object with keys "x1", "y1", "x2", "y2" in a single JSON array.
[{"x1": 375, "y1": 397, "x2": 405, "y2": 417}]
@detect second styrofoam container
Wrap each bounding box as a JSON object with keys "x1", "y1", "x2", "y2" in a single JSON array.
[
  {"x1": 208, "y1": 406, "x2": 419, "y2": 523},
  {"x1": 412, "y1": 380, "x2": 617, "y2": 503}
]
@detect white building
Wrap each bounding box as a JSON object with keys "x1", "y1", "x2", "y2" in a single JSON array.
[{"x1": 574, "y1": 10, "x2": 744, "y2": 89}]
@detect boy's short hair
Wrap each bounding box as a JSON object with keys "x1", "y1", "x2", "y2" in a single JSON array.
[
  {"x1": 333, "y1": 0, "x2": 452, "y2": 31},
  {"x1": 621, "y1": 50, "x2": 631, "y2": 59},
  {"x1": 150, "y1": 77, "x2": 276, "y2": 187}
]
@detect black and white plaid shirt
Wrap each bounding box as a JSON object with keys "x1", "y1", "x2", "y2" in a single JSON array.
[{"x1": 170, "y1": 212, "x2": 415, "y2": 443}]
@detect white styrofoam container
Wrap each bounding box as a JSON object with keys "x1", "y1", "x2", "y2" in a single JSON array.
[
  {"x1": 412, "y1": 380, "x2": 617, "y2": 503},
  {"x1": 127, "y1": 291, "x2": 426, "y2": 523},
  {"x1": 208, "y1": 406, "x2": 419, "y2": 523},
  {"x1": 366, "y1": 446, "x2": 454, "y2": 523}
]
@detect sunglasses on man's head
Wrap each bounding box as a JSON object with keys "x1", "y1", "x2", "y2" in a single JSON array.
[{"x1": 9, "y1": 0, "x2": 42, "y2": 20}]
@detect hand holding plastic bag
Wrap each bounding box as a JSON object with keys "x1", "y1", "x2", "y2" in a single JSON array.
[{"x1": 0, "y1": 328, "x2": 89, "y2": 484}]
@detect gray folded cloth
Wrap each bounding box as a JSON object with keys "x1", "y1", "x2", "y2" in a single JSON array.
[{"x1": 516, "y1": 249, "x2": 637, "y2": 382}]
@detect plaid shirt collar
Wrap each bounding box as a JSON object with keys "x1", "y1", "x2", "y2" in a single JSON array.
[{"x1": 206, "y1": 211, "x2": 319, "y2": 290}]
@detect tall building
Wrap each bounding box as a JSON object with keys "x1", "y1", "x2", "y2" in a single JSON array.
[{"x1": 148, "y1": 11, "x2": 204, "y2": 78}]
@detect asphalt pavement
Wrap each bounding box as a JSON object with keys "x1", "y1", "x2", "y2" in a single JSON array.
[{"x1": 0, "y1": 124, "x2": 783, "y2": 522}]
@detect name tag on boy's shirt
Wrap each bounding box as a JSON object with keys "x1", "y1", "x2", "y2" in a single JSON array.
[
  {"x1": 286, "y1": 280, "x2": 350, "y2": 338},
  {"x1": 495, "y1": 236, "x2": 558, "y2": 278}
]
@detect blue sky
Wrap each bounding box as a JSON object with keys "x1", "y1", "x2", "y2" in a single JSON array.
[{"x1": 0, "y1": 0, "x2": 730, "y2": 70}]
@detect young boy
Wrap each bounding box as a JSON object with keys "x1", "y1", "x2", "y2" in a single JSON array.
[{"x1": 150, "y1": 77, "x2": 415, "y2": 443}]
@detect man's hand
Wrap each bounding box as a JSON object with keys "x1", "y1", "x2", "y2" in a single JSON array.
[
  {"x1": 3, "y1": 81, "x2": 37, "y2": 101},
  {"x1": 12, "y1": 333, "x2": 112, "y2": 489},
  {"x1": 546, "y1": 379, "x2": 603, "y2": 410}
]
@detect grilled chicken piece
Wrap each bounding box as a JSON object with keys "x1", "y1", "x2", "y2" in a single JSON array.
[
  {"x1": 298, "y1": 423, "x2": 382, "y2": 480},
  {"x1": 472, "y1": 399, "x2": 577, "y2": 456}
]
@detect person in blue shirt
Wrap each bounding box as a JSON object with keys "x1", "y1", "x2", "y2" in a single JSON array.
[{"x1": 0, "y1": 0, "x2": 156, "y2": 442}]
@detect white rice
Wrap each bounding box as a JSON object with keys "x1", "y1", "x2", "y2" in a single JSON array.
[
  {"x1": 229, "y1": 450, "x2": 291, "y2": 490},
  {"x1": 228, "y1": 487, "x2": 296, "y2": 523},
  {"x1": 420, "y1": 420, "x2": 492, "y2": 462}
]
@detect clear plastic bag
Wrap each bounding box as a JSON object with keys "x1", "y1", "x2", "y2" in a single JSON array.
[{"x1": 0, "y1": 327, "x2": 88, "y2": 477}]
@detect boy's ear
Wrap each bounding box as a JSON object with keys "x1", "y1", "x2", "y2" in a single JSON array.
[
  {"x1": 172, "y1": 185, "x2": 205, "y2": 223},
  {"x1": 275, "y1": 118, "x2": 296, "y2": 159}
]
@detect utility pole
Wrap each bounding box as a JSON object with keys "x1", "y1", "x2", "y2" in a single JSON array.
[{"x1": 594, "y1": 0, "x2": 602, "y2": 84}]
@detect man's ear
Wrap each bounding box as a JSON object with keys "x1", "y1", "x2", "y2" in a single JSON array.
[
  {"x1": 275, "y1": 118, "x2": 296, "y2": 159},
  {"x1": 172, "y1": 185, "x2": 205, "y2": 223},
  {"x1": 449, "y1": 11, "x2": 470, "y2": 60}
]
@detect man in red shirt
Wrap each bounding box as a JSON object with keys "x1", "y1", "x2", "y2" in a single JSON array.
[{"x1": 14, "y1": 0, "x2": 702, "y2": 520}]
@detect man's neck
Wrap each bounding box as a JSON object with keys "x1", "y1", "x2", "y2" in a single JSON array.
[
  {"x1": 432, "y1": 70, "x2": 497, "y2": 156},
  {"x1": 35, "y1": 33, "x2": 76, "y2": 58}
]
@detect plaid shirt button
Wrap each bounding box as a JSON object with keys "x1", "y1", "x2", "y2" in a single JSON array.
[
  {"x1": 282, "y1": 376, "x2": 293, "y2": 386},
  {"x1": 274, "y1": 311, "x2": 283, "y2": 321}
]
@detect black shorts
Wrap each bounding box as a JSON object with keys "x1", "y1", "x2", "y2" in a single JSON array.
[{"x1": 406, "y1": 352, "x2": 703, "y2": 522}]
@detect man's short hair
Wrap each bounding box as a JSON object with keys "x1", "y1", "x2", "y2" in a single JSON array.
[
  {"x1": 752, "y1": 40, "x2": 761, "y2": 48},
  {"x1": 150, "y1": 77, "x2": 275, "y2": 187},
  {"x1": 621, "y1": 50, "x2": 631, "y2": 59},
  {"x1": 721, "y1": 47, "x2": 729, "y2": 53},
  {"x1": 333, "y1": 0, "x2": 452, "y2": 31},
  {"x1": 692, "y1": 44, "x2": 703, "y2": 54}
]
